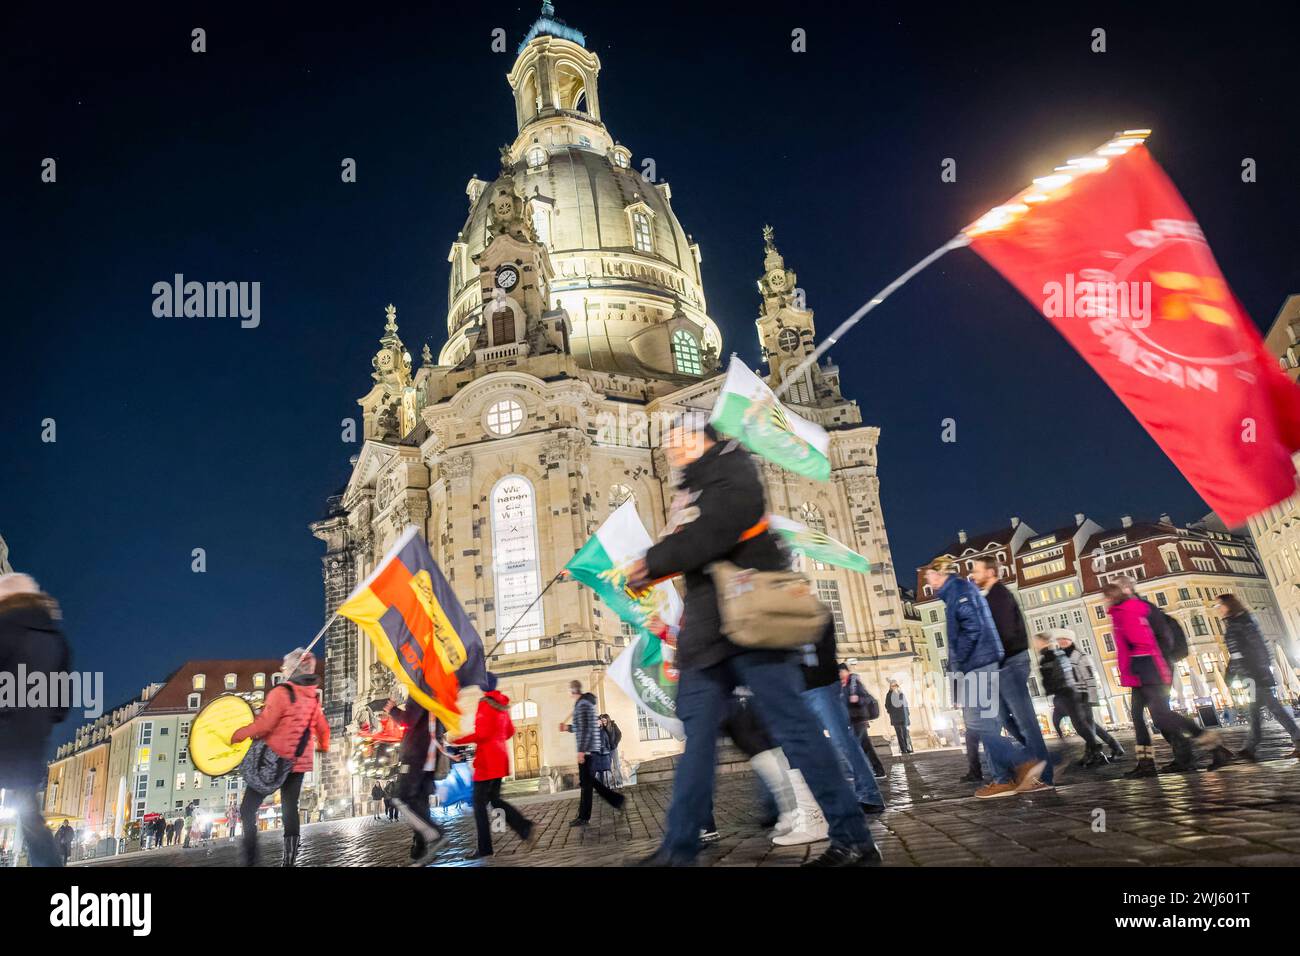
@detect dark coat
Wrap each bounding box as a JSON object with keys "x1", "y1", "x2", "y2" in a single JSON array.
[
  {"x1": 1223, "y1": 612, "x2": 1275, "y2": 686},
  {"x1": 885, "y1": 689, "x2": 910, "y2": 725},
  {"x1": 644, "y1": 440, "x2": 787, "y2": 672},
  {"x1": 1037, "y1": 646, "x2": 1077, "y2": 696},
  {"x1": 842, "y1": 673, "x2": 876, "y2": 723},
  {"x1": 983, "y1": 582, "x2": 1028, "y2": 660},
  {"x1": 799, "y1": 619, "x2": 839, "y2": 691},
  {"x1": 0, "y1": 592, "x2": 71, "y2": 789},
  {"x1": 390, "y1": 700, "x2": 433, "y2": 771}
]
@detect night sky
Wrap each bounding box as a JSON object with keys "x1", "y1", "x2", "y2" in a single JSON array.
[{"x1": 6, "y1": 1, "x2": 1298, "y2": 732}]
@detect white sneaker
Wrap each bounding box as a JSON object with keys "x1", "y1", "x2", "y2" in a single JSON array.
[
  {"x1": 772, "y1": 809, "x2": 829, "y2": 846},
  {"x1": 772, "y1": 810, "x2": 798, "y2": 838}
]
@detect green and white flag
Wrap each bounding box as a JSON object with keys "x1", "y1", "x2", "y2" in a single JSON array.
[
  {"x1": 768, "y1": 514, "x2": 872, "y2": 573},
  {"x1": 565, "y1": 501, "x2": 683, "y2": 738},
  {"x1": 709, "y1": 356, "x2": 831, "y2": 481}
]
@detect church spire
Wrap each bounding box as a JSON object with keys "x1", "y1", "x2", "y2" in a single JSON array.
[{"x1": 371, "y1": 303, "x2": 412, "y2": 386}]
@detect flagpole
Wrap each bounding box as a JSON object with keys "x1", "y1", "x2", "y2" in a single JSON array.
[
  {"x1": 483, "y1": 570, "x2": 566, "y2": 660},
  {"x1": 302, "y1": 609, "x2": 340, "y2": 657},
  {"x1": 772, "y1": 234, "x2": 970, "y2": 401}
]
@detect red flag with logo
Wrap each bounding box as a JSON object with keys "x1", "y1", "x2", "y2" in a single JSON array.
[{"x1": 967, "y1": 142, "x2": 1300, "y2": 526}]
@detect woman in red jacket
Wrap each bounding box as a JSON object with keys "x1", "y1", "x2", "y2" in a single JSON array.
[
  {"x1": 451, "y1": 679, "x2": 534, "y2": 859},
  {"x1": 230, "y1": 648, "x2": 330, "y2": 866}
]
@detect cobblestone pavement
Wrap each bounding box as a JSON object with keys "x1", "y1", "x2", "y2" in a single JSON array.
[{"x1": 79, "y1": 724, "x2": 1300, "y2": 867}]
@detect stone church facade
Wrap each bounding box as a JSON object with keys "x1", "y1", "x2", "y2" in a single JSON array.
[{"x1": 311, "y1": 4, "x2": 921, "y2": 808}]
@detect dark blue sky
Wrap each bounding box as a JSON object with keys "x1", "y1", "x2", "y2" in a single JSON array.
[{"x1": 5, "y1": 1, "x2": 1298, "y2": 729}]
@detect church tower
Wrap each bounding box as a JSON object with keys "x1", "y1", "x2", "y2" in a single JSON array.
[{"x1": 755, "y1": 226, "x2": 846, "y2": 408}]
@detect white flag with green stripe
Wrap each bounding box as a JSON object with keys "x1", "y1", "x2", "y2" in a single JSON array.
[
  {"x1": 768, "y1": 514, "x2": 871, "y2": 573},
  {"x1": 708, "y1": 356, "x2": 831, "y2": 481},
  {"x1": 565, "y1": 501, "x2": 683, "y2": 738}
]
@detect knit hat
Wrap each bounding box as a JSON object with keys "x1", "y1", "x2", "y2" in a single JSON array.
[{"x1": 282, "y1": 647, "x2": 317, "y2": 679}]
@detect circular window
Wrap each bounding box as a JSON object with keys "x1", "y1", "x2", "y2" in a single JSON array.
[
  {"x1": 485, "y1": 397, "x2": 526, "y2": 437},
  {"x1": 527, "y1": 147, "x2": 547, "y2": 168},
  {"x1": 777, "y1": 328, "x2": 800, "y2": 353}
]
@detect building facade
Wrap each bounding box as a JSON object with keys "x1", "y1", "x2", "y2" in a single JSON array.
[
  {"x1": 1248, "y1": 294, "x2": 1300, "y2": 650},
  {"x1": 311, "y1": 4, "x2": 917, "y2": 808}
]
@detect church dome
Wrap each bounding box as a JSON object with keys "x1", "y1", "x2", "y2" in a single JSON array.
[{"x1": 440, "y1": 5, "x2": 721, "y2": 379}]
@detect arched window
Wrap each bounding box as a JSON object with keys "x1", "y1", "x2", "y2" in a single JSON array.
[
  {"x1": 556, "y1": 63, "x2": 587, "y2": 113},
  {"x1": 490, "y1": 303, "x2": 516, "y2": 346},
  {"x1": 520, "y1": 71, "x2": 540, "y2": 121},
  {"x1": 672, "y1": 329, "x2": 702, "y2": 375},
  {"x1": 609, "y1": 484, "x2": 635, "y2": 512},
  {"x1": 532, "y1": 206, "x2": 551, "y2": 248},
  {"x1": 527, "y1": 146, "x2": 547, "y2": 169},
  {"x1": 510, "y1": 700, "x2": 539, "y2": 720},
  {"x1": 784, "y1": 368, "x2": 813, "y2": 405},
  {"x1": 490, "y1": 476, "x2": 545, "y2": 655},
  {"x1": 631, "y1": 211, "x2": 654, "y2": 253}
]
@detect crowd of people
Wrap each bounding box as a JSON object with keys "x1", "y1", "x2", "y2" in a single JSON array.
[{"x1": 4, "y1": 412, "x2": 1300, "y2": 869}]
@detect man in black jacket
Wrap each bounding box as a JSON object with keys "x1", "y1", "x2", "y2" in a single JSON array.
[
  {"x1": 972, "y1": 557, "x2": 1052, "y2": 786},
  {"x1": 627, "y1": 413, "x2": 879, "y2": 868},
  {"x1": 0, "y1": 573, "x2": 70, "y2": 867}
]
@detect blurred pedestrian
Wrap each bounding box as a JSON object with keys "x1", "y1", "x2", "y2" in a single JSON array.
[
  {"x1": 560, "y1": 681, "x2": 624, "y2": 825},
  {"x1": 626, "y1": 413, "x2": 879, "y2": 867},
  {"x1": 840, "y1": 664, "x2": 886, "y2": 776},
  {"x1": 598, "y1": 714, "x2": 623, "y2": 788},
  {"x1": 1056, "y1": 632, "x2": 1124, "y2": 759},
  {"x1": 450, "y1": 677, "x2": 534, "y2": 859},
  {"x1": 926, "y1": 558, "x2": 1046, "y2": 799},
  {"x1": 55, "y1": 822, "x2": 74, "y2": 864},
  {"x1": 1034, "y1": 632, "x2": 1107, "y2": 767},
  {"x1": 1105, "y1": 584, "x2": 1228, "y2": 776},
  {"x1": 385, "y1": 693, "x2": 446, "y2": 866},
  {"x1": 0, "y1": 574, "x2": 70, "y2": 868},
  {"x1": 230, "y1": 647, "x2": 330, "y2": 866},
  {"x1": 1217, "y1": 593, "x2": 1300, "y2": 760},
  {"x1": 972, "y1": 557, "x2": 1053, "y2": 788},
  {"x1": 799, "y1": 622, "x2": 885, "y2": 828}
]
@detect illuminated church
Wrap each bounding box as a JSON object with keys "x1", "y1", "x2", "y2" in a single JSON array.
[{"x1": 311, "y1": 3, "x2": 919, "y2": 807}]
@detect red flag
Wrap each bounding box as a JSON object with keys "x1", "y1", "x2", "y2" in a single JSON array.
[{"x1": 967, "y1": 138, "x2": 1300, "y2": 527}]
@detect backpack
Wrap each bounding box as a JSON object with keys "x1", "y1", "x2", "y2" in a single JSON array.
[
  {"x1": 239, "y1": 684, "x2": 315, "y2": 795},
  {"x1": 1148, "y1": 604, "x2": 1190, "y2": 663},
  {"x1": 863, "y1": 686, "x2": 881, "y2": 722}
]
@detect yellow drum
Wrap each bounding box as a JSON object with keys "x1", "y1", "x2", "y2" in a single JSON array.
[{"x1": 189, "y1": 694, "x2": 256, "y2": 777}]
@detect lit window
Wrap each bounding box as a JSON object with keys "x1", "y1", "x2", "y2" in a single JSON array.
[
  {"x1": 532, "y1": 207, "x2": 551, "y2": 248},
  {"x1": 192, "y1": 674, "x2": 206, "y2": 691},
  {"x1": 510, "y1": 700, "x2": 539, "y2": 720},
  {"x1": 817, "y1": 579, "x2": 847, "y2": 641},
  {"x1": 613, "y1": 149, "x2": 630, "y2": 168},
  {"x1": 224, "y1": 673, "x2": 237, "y2": 690},
  {"x1": 672, "y1": 329, "x2": 703, "y2": 375},
  {"x1": 253, "y1": 673, "x2": 266, "y2": 689},
  {"x1": 527, "y1": 146, "x2": 546, "y2": 168},
  {"x1": 485, "y1": 397, "x2": 526, "y2": 436},
  {"x1": 631, "y1": 211, "x2": 653, "y2": 253}
]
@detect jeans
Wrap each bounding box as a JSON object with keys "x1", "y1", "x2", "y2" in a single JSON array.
[
  {"x1": 1247, "y1": 684, "x2": 1300, "y2": 751},
  {"x1": 802, "y1": 683, "x2": 884, "y2": 806},
  {"x1": 998, "y1": 652, "x2": 1052, "y2": 783},
  {"x1": 1052, "y1": 691, "x2": 1098, "y2": 747},
  {"x1": 576, "y1": 756, "x2": 622, "y2": 820},
  {"x1": 471, "y1": 778, "x2": 531, "y2": 855},
  {"x1": 8, "y1": 789, "x2": 62, "y2": 867},
  {"x1": 240, "y1": 771, "x2": 303, "y2": 866},
  {"x1": 963, "y1": 662, "x2": 1037, "y2": 784},
  {"x1": 662, "y1": 650, "x2": 873, "y2": 858}
]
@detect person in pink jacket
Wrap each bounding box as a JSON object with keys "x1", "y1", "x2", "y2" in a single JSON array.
[
  {"x1": 230, "y1": 648, "x2": 330, "y2": 866},
  {"x1": 1103, "y1": 584, "x2": 1224, "y2": 775}
]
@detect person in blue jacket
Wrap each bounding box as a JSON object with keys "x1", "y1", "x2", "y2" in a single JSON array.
[{"x1": 923, "y1": 558, "x2": 1045, "y2": 798}]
